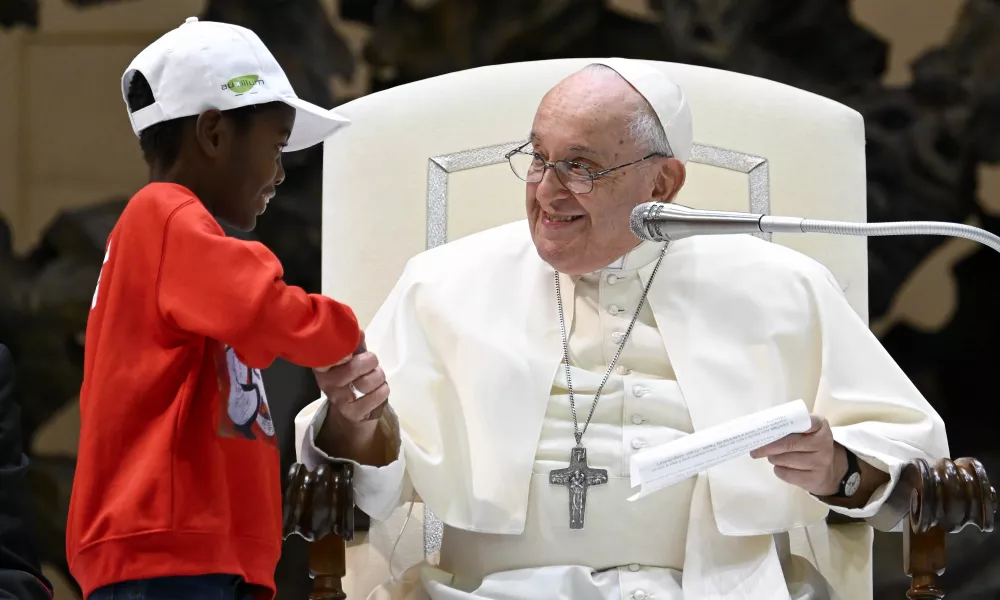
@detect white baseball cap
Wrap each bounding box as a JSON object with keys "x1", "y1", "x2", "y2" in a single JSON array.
[
  {"x1": 595, "y1": 58, "x2": 693, "y2": 164},
  {"x1": 122, "y1": 16, "x2": 350, "y2": 153}
]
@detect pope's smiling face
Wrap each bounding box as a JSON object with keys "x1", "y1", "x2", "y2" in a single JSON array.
[{"x1": 525, "y1": 68, "x2": 685, "y2": 275}]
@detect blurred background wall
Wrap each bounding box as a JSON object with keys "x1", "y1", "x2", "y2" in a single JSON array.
[{"x1": 1, "y1": 0, "x2": 998, "y2": 598}]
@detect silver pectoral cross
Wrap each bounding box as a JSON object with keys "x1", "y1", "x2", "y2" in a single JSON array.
[{"x1": 549, "y1": 446, "x2": 608, "y2": 529}]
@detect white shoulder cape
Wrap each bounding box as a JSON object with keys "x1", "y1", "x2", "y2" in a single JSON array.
[{"x1": 354, "y1": 221, "x2": 948, "y2": 537}]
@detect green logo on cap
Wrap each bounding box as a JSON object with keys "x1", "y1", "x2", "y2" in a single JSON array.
[{"x1": 224, "y1": 74, "x2": 262, "y2": 95}]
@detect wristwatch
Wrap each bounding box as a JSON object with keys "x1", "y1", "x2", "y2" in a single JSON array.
[{"x1": 833, "y1": 449, "x2": 863, "y2": 498}]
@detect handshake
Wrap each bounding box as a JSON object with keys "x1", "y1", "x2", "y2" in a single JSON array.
[{"x1": 314, "y1": 334, "x2": 390, "y2": 425}]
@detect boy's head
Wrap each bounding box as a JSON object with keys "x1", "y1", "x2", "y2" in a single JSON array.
[{"x1": 123, "y1": 17, "x2": 349, "y2": 231}]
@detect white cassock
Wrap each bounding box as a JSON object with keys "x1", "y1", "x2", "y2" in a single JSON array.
[{"x1": 295, "y1": 221, "x2": 949, "y2": 600}]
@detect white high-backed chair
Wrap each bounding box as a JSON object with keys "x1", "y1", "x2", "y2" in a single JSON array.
[{"x1": 285, "y1": 59, "x2": 995, "y2": 600}]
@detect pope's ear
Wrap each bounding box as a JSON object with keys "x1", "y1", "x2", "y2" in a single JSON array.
[{"x1": 653, "y1": 158, "x2": 686, "y2": 203}]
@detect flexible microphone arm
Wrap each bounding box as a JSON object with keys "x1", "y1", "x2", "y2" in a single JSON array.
[{"x1": 630, "y1": 202, "x2": 1000, "y2": 254}]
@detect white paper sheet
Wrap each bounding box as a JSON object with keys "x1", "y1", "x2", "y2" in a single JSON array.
[{"x1": 628, "y1": 399, "x2": 812, "y2": 500}]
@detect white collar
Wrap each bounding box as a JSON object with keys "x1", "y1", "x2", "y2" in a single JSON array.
[
  {"x1": 602, "y1": 240, "x2": 666, "y2": 273},
  {"x1": 559, "y1": 241, "x2": 667, "y2": 284}
]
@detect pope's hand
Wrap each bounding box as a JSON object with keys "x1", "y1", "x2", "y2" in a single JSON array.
[
  {"x1": 314, "y1": 350, "x2": 390, "y2": 427},
  {"x1": 750, "y1": 414, "x2": 847, "y2": 496}
]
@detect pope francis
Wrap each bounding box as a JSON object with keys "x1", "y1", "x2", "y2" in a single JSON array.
[{"x1": 294, "y1": 59, "x2": 948, "y2": 600}]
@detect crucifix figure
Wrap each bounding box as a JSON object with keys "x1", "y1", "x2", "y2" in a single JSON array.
[{"x1": 549, "y1": 446, "x2": 608, "y2": 529}]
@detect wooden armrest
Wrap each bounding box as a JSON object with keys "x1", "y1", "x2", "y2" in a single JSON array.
[
  {"x1": 283, "y1": 462, "x2": 356, "y2": 600},
  {"x1": 899, "y1": 457, "x2": 995, "y2": 600}
]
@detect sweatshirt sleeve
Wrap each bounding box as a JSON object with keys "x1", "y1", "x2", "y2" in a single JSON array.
[{"x1": 156, "y1": 203, "x2": 361, "y2": 369}]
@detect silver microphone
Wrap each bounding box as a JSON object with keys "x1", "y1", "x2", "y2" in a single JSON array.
[
  {"x1": 629, "y1": 202, "x2": 764, "y2": 241},
  {"x1": 630, "y1": 202, "x2": 1000, "y2": 254}
]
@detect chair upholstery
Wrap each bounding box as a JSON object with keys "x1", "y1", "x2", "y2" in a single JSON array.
[{"x1": 286, "y1": 59, "x2": 993, "y2": 599}]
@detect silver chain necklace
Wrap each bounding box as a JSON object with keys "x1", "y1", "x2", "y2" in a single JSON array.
[{"x1": 548, "y1": 244, "x2": 667, "y2": 529}]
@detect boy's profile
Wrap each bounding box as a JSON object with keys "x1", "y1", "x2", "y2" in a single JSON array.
[{"x1": 65, "y1": 16, "x2": 377, "y2": 600}]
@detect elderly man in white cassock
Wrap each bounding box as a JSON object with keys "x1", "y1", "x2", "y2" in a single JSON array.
[{"x1": 294, "y1": 58, "x2": 948, "y2": 600}]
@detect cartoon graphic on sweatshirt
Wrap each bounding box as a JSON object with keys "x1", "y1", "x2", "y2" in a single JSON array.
[{"x1": 215, "y1": 344, "x2": 276, "y2": 444}]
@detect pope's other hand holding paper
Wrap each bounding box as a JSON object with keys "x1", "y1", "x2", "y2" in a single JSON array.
[{"x1": 630, "y1": 400, "x2": 863, "y2": 500}]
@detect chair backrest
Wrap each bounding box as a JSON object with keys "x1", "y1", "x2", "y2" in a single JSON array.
[
  {"x1": 320, "y1": 58, "x2": 868, "y2": 583},
  {"x1": 322, "y1": 59, "x2": 868, "y2": 325}
]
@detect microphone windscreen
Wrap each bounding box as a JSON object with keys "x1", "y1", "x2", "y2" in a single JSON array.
[{"x1": 630, "y1": 203, "x2": 656, "y2": 240}]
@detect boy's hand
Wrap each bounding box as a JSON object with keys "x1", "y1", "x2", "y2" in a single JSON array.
[{"x1": 316, "y1": 334, "x2": 366, "y2": 372}]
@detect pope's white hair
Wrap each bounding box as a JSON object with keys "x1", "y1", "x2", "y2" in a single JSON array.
[{"x1": 580, "y1": 63, "x2": 672, "y2": 157}]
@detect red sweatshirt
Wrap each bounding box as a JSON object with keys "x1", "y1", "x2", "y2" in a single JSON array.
[{"x1": 66, "y1": 183, "x2": 361, "y2": 598}]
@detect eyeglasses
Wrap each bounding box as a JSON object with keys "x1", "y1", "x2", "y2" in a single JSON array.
[{"x1": 504, "y1": 142, "x2": 668, "y2": 194}]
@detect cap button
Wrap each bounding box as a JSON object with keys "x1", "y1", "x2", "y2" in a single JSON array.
[{"x1": 185, "y1": 16, "x2": 199, "y2": 24}]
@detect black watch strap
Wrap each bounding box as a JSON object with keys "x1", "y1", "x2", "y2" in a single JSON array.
[{"x1": 833, "y1": 449, "x2": 862, "y2": 498}]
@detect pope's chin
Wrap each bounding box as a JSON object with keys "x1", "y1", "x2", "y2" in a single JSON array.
[
  {"x1": 531, "y1": 209, "x2": 590, "y2": 265},
  {"x1": 532, "y1": 232, "x2": 586, "y2": 273}
]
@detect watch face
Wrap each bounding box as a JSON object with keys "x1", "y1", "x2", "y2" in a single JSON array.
[{"x1": 844, "y1": 472, "x2": 862, "y2": 497}]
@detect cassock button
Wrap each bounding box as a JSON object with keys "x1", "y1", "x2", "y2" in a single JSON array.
[
  {"x1": 631, "y1": 439, "x2": 645, "y2": 450},
  {"x1": 631, "y1": 414, "x2": 644, "y2": 425},
  {"x1": 607, "y1": 274, "x2": 619, "y2": 285},
  {"x1": 616, "y1": 365, "x2": 631, "y2": 375},
  {"x1": 632, "y1": 385, "x2": 645, "y2": 397},
  {"x1": 628, "y1": 563, "x2": 641, "y2": 572},
  {"x1": 608, "y1": 304, "x2": 622, "y2": 316},
  {"x1": 632, "y1": 590, "x2": 648, "y2": 600},
  {"x1": 611, "y1": 332, "x2": 624, "y2": 345}
]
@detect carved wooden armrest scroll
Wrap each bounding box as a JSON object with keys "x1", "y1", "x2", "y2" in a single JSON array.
[
  {"x1": 902, "y1": 457, "x2": 996, "y2": 600},
  {"x1": 283, "y1": 462, "x2": 356, "y2": 600}
]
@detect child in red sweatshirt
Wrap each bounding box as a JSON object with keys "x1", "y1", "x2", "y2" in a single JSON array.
[{"x1": 66, "y1": 16, "x2": 359, "y2": 600}]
